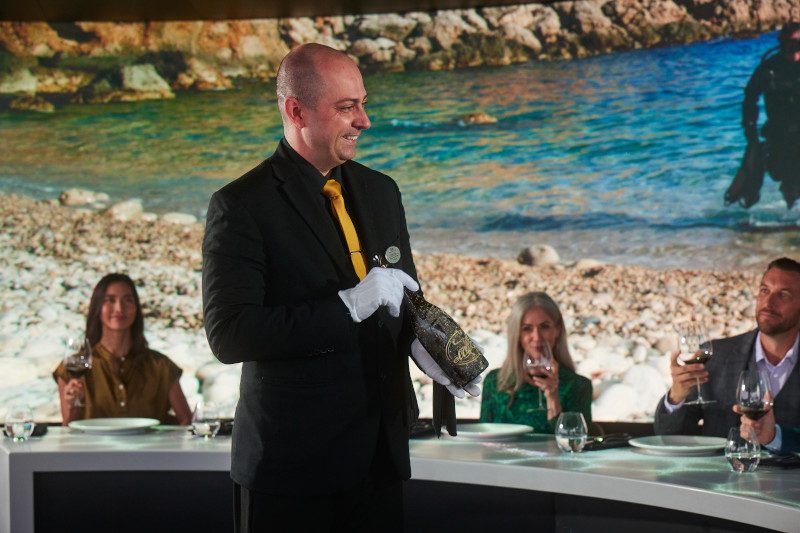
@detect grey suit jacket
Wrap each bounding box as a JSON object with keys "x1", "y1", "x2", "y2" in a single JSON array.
[{"x1": 654, "y1": 329, "x2": 800, "y2": 437}]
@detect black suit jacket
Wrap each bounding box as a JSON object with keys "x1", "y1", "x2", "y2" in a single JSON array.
[
  {"x1": 202, "y1": 141, "x2": 419, "y2": 495},
  {"x1": 654, "y1": 329, "x2": 800, "y2": 437}
]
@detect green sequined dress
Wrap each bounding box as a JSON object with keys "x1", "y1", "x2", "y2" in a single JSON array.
[{"x1": 479, "y1": 367, "x2": 593, "y2": 433}]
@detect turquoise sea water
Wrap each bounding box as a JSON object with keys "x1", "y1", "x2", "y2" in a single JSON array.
[{"x1": 2, "y1": 33, "x2": 798, "y2": 268}]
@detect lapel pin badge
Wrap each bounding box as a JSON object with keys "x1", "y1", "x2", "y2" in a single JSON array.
[{"x1": 384, "y1": 246, "x2": 401, "y2": 265}]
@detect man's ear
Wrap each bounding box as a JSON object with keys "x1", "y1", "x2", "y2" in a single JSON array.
[{"x1": 284, "y1": 96, "x2": 305, "y2": 128}]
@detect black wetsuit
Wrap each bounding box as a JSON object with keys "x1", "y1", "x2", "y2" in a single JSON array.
[{"x1": 742, "y1": 51, "x2": 800, "y2": 207}]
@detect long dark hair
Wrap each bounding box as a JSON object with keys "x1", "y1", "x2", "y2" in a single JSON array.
[{"x1": 85, "y1": 273, "x2": 147, "y2": 354}]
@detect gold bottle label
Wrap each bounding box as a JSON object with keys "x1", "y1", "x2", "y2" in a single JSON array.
[{"x1": 446, "y1": 329, "x2": 480, "y2": 365}]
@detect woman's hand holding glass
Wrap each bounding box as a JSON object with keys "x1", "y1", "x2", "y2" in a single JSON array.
[
  {"x1": 523, "y1": 343, "x2": 558, "y2": 411},
  {"x1": 63, "y1": 379, "x2": 85, "y2": 406},
  {"x1": 63, "y1": 336, "x2": 92, "y2": 408}
]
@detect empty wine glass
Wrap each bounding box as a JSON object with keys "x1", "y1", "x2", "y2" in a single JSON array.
[
  {"x1": 555, "y1": 412, "x2": 588, "y2": 453},
  {"x1": 192, "y1": 401, "x2": 221, "y2": 439},
  {"x1": 4, "y1": 403, "x2": 35, "y2": 442},
  {"x1": 63, "y1": 336, "x2": 93, "y2": 407},
  {"x1": 676, "y1": 323, "x2": 715, "y2": 405},
  {"x1": 726, "y1": 426, "x2": 760, "y2": 473},
  {"x1": 524, "y1": 342, "x2": 553, "y2": 411},
  {"x1": 736, "y1": 368, "x2": 772, "y2": 421}
]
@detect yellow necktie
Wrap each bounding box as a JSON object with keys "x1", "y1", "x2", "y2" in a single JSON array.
[{"x1": 322, "y1": 179, "x2": 367, "y2": 280}]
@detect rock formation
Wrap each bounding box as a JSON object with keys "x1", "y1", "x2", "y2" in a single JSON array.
[{"x1": 1, "y1": 0, "x2": 798, "y2": 109}]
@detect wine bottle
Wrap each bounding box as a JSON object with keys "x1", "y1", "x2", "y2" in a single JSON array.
[
  {"x1": 373, "y1": 255, "x2": 489, "y2": 437},
  {"x1": 403, "y1": 289, "x2": 489, "y2": 389}
]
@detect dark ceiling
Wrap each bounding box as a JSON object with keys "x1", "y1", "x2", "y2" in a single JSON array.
[{"x1": 1, "y1": 0, "x2": 545, "y2": 22}]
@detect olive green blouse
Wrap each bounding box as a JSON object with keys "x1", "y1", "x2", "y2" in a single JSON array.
[
  {"x1": 479, "y1": 366, "x2": 593, "y2": 433},
  {"x1": 53, "y1": 343, "x2": 182, "y2": 424}
]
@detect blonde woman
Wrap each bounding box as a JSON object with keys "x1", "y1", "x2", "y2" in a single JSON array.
[{"x1": 480, "y1": 292, "x2": 592, "y2": 432}]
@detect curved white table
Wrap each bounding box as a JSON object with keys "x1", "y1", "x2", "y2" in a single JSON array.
[
  {"x1": 410, "y1": 434, "x2": 800, "y2": 532},
  {"x1": 2, "y1": 429, "x2": 799, "y2": 532}
]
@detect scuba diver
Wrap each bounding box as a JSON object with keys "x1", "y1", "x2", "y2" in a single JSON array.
[{"x1": 725, "y1": 22, "x2": 800, "y2": 209}]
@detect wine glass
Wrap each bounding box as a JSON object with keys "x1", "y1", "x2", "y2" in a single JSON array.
[
  {"x1": 524, "y1": 342, "x2": 553, "y2": 411},
  {"x1": 676, "y1": 323, "x2": 715, "y2": 405},
  {"x1": 63, "y1": 336, "x2": 93, "y2": 407},
  {"x1": 192, "y1": 401, "x2": 221, "y2": 439},
  {"x1": 736, "y1": 368, "x2": 772, "y2": 421},
  {"x1": 726, "y1": 426, "x2": 760, "y2": 473},
  {"x1": 4, "y1": 403, "x2": 35, "y2": 442},
  {"x1": 555, "y1": 412, "x2": 588, "y2": 453}
]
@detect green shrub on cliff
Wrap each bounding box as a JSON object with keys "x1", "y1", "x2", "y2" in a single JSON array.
[{"x1": 0, "y1": 46, "x2": 34, "y2": 75}]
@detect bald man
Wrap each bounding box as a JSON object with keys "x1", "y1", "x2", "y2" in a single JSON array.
[{"x1": 202, "y1": 43, "x2": 471, "y2": 531}]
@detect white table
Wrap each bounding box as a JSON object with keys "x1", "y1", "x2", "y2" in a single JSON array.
[
  {"x1": 2, "y1": 429, "x2": 799, "y2": 532},
  {"x1": 1, "y1": 427, "x2": 231, "y2": 533},
  {"x1": 410, "y1": 434, "x2": 800, "y2": 532}
]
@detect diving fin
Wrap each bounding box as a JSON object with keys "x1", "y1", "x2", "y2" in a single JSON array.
[
  {"x1": 724, "y1": 141, "x2": 764, "y2": 209},
  {"x1": 779, "y1": 181, "x2": 800, "y2": 210},
  {"x1": 432, "y1": 382, "x2": 457, "y2": 438}
]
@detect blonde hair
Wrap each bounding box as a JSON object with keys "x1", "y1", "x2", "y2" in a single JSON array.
[{"x1": 497, "y1": 292, "x2": 575, "y2": 401}]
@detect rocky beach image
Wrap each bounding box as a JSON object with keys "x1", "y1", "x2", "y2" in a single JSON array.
[
  {"x1": 2, "y1": 1, "x2": 799, "y2": 425},
  {"x1": 0, "y1": 191, "x2": 765, "y2": 423}
]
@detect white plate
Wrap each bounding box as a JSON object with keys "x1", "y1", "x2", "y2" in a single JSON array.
[
  {"x1": 628, "y1": 435, "x2": 726, "y2": 456},
  {"x1": 69, "y1": 418, "x2": 160, "y2": 435},
  {"x1": 451, "y1": 423, "x2": 533, "y2": 440}
]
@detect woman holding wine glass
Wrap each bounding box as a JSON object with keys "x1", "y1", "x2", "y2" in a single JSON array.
[
  {"x1": 53, "y1": 273, "x2": 192, "y2": 425},
  {"x1": 480, "y1": 292, "x2": 593, "y2": 433}
]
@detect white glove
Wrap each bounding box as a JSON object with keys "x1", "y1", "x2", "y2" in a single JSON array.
[
  {"x1": 410, "y1": 338, "x2": 482, "y2": 398},
  {"x1": 338, "y1": 268, "x2": 419, "y2": 323}
]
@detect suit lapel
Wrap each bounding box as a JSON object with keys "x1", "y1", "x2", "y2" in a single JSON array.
[
  {"x1": 772, "y1": 333, "x2": 800, "y2": 406},
  {"x1": 269, "y1": 149, "x2": 352, "y2": 280},
  {"x1": 732, "y1": 330, "x2": 756, "y2": 374},
  {"x1": 715, "y1": 330, "x2": 755, "y2": 410},
  {"x1": 776, "y1": 361, "x2": 800, "y2": 404}
]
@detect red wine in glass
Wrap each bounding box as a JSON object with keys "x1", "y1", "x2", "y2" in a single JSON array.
[
  {"x1": 524, "y1": 343, "x2": 553, "y2": 411},
  {"x1": 739, "y1": 404, "x2": 768, "y2": 420},
  {"x1": 676, "y1": 323, "x2": 714, "y2": 405},
  {"x1": 63, "y1": 337, "x2": 93, "y2": 407},
  {"x1": 736, "y1": 368, "x2": 772, "y2": 422},
  {"x1": 65, "y1": 364, "x2": 89, "y2": 380},
  {"x1": 682, "y1": 352, "x2": 712, "y2": 365}
]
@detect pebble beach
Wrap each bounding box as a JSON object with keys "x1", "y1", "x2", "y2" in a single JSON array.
[{"x1": 0, "y1": 191, "x2": 764, "y2": 424}]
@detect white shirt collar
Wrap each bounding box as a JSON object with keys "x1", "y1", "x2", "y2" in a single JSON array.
[{"x1": 754, "y1": 331, "x2": 800, "y2": 368}]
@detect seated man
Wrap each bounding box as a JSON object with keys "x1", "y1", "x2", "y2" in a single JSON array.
[
  {"x1": 654, "y1": 257, "x2": 800, "y2": 437},
  {"x1": 736, "y1": 405, "x2": 800, "y2": 454}
]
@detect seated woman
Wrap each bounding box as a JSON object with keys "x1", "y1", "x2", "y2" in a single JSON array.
[
  {"x1": 480, "y1": 292, "x2": 592, "y2": 433},
  {"x1": 54, "y1": 273, "x2": 192, "y2": 425}
]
